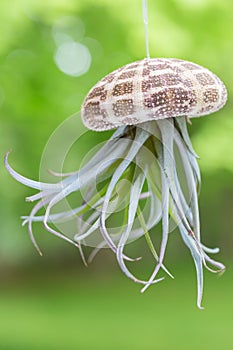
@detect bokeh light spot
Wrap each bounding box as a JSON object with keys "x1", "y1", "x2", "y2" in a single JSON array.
[{"x1": 54, "y1": 41, "x2": 92, "y2": 77}]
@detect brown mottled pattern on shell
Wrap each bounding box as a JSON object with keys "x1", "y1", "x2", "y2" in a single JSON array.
[
  {"x1": 112, "y1": 82, "x2": 133, "y2": 96},
  {"x1": 203, "y1": 88, "x2": 219, "y2": 103},
  {"x1": 196, "y1": 73, "x2": 216, "y2": 86},
  {"x1": 113, "y1": 99, "x2": 134, "y2": 117},
  {"x1": 118, "y1": 71, "x2": 136, "y2": 79},
  {"x1": 81, "y1": 58, "x2": 227, "y2": 131},
  {"x1": 87, "y1": 86, "x2": 107, "y2": 101}
]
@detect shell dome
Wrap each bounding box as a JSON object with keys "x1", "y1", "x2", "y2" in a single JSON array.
[{"x1": 81, "y1": 58, "x2": 227, "y2": 131}]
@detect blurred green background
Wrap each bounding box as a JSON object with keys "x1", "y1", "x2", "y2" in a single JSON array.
[{"x1": 0, "y1": 0, "x2": 233, "y2": 349}]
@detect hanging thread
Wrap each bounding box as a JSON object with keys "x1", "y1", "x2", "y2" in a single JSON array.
[{"x1": 142, "y1": 0, "x2": 150, "y2": 58}]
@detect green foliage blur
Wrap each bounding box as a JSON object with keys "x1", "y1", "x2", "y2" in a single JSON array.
[{"x1": 0, "y1": 1, "x2": 232, "y2": 349}]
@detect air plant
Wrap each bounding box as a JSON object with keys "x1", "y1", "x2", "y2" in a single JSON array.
[{"x1": 5, "y1": 1, "x2": 227, "y2": 308}]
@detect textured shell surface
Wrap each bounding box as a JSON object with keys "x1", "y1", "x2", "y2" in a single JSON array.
[{"x1": 81, "y1": 58, "x2": 227, "y2": 131}]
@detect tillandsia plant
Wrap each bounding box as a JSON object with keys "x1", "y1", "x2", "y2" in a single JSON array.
[{"x1": 5, "y1": 1, "x2": 227, "y2": 308}]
